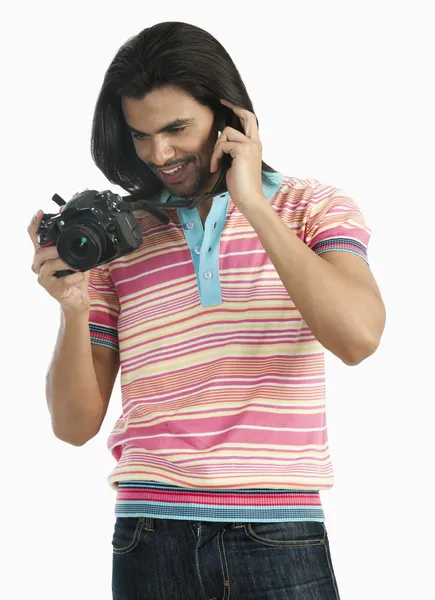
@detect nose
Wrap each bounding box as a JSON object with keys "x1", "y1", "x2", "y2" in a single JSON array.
[{"x1": 149, "y1": 136, "x2": 176, "y2": 167}]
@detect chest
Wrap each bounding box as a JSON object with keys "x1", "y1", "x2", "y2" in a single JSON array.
[{"x1": 111, "y1": 204, "x2": 292, "y2": 319}]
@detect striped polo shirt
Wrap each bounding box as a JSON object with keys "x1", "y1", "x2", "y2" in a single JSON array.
[{"x1": 88, "y1": 171, "x2": 371, "y2": 522}]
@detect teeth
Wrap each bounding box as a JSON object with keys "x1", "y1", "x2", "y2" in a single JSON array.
[{"x1": 162, "y1": 165, "x2": 183, "y2": 175}]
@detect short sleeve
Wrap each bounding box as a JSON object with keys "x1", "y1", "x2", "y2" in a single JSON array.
[
  {"x1": 88, "y1": 264, "x2": 120, "y2": 352},
  {"x1": 304, "y1": 184, "x2": 372, "y2": 264}
]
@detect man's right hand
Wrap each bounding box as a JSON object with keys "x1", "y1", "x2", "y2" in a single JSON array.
[{"x1": 28, "y1": 210, "x2": 91, "y2": 312}]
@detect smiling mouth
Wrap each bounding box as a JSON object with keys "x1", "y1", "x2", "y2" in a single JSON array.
[
  {"x1": 158, "y1": 162, "x2": 190, "y2": 183},
  {"x1": 159, "y1": 164, "x2": 185, "y2": 175}
]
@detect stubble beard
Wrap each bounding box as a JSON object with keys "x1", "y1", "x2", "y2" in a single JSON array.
[{"x1": 165, "y1": 158, "x2": 214, "y2": 198}]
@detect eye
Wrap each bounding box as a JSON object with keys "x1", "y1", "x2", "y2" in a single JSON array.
[
  {"x1": 168, "y1": 127, "x2": 186, "y2": 134},
  {"x1": 132, "y1": 127, "x2": 186, "y2": 141}
]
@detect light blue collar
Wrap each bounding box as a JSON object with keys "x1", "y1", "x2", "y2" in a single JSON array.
[{"x1": 156, "y1": 170, "x2": 283, "y2": 204}]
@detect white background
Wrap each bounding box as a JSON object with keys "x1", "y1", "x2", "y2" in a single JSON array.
[{"x1": 2, "y1": 0, "x2": 434, "y2": 598}]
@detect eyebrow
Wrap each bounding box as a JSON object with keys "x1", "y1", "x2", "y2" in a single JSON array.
[{"x1": 126, "y1": 118, "x2": 194, "y2": 136}]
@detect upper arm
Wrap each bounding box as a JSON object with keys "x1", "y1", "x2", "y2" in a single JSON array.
[
  {"x1": 321, "y1": 251, "x2": 386, "y2": 352},
  {"x1": 320, "y1": 251, "x2": 384, "y2": 303},
  {"x1": 91, "y1": 343, "x2": 120, "y2": 428}
]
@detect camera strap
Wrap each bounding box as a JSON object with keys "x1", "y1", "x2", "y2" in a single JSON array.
[{"x1": 124, "y1": 164, "x2": 229, "y2": 225}]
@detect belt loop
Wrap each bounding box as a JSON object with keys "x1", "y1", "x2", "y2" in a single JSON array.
[{"x1": 143, "y1": 517, "x2": 155, "y2": 531}]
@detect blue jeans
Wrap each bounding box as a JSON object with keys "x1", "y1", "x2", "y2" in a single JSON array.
[{"x1": 112, "y1": 517, "x2": 341, "y2": 599}]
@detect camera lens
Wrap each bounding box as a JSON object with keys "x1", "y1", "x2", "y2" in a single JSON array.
[
  {"x1": 57, "y1": 224, "x2": 105, "y2": 270},
  {"x1": 71, "y1": 236, "x2": 89, "y2": 257}
]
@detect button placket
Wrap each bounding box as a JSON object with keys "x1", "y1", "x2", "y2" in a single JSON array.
[
  {"x1": 178, "y1": 195, "x2": 230, "y2": 307},
  {"x1": 199, "y1": 228, "x2": 214, "y2": 283}
]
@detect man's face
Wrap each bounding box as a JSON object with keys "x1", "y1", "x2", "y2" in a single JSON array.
[{"x1": 121, "y1": 86, "x2": 221, "y2": 197}]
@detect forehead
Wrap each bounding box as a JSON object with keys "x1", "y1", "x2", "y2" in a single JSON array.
[{"x1": 121, "y1": 86, "x2": 205, "y2": 128}]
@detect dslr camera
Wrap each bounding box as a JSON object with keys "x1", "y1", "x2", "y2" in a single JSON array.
[{"x1": 38, "y1": 189, "x2": 143, "y2": 277}]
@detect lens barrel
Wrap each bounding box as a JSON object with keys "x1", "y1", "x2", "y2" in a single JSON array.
[{"x1": 57, "y1": 224, "x2": 105, "y2": 270}]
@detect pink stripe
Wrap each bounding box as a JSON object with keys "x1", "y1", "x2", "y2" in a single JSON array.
[
  {"x1": 116, "y1": 489, "x2": 322, "y2": 505},
  {"x1": 113, "y1": 410, "x2": 325, "y2": 433},
  {"x1": 109, "y1": 427, "x2": 327, "y2": 452}
]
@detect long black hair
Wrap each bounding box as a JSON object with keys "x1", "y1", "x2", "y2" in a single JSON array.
[{"x1": 91, "y1": 21, "x2": 278, "y2": 202}]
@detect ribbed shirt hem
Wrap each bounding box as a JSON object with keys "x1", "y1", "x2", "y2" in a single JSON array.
[{"x1": 114, "y1": 481, "x2": 325, "y2": 522}]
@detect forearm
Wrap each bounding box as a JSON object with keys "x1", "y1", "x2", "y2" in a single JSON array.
[
  {"x1": 245, "y1": 200, "x2": 382, "y2": 364},
  {"x1": 46, "y1": 308, "x2": 104, "y2": 445}
]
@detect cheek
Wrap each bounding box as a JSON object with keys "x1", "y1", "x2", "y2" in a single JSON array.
[{"x1": 133, "y1": 141, "x2": 148, "y2": 160}]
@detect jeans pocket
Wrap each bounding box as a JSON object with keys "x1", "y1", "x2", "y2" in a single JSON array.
[
  {"x1": 243, "y1": 521, "x2": 326, "y2": 548},
  {"x1": 112, "y1": 517, "x2": 146, "y2": 555}
]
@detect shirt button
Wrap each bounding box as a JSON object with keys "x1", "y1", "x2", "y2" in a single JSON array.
[
  {"x1": 194, "y1": 245, "x2": 201, "y2": 254},
  {"x1": 203, "y1": 270, "x2": 213, "y2": 280},
  {"x1": 186, "y1": 221, "x2": 195, "y2": 230}
]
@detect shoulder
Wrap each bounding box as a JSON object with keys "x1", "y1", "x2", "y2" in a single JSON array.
[
  {"x1": 272, "y1": 174, "x2": 328, "y2": 219},
  {"x1": 277, "y1": 174, "x2": 334, "y2": 199},
  {"x1": 275, "y1": 175, "x2": 361, "y2": 216}
]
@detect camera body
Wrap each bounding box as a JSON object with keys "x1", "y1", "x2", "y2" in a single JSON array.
[{"x1": 38, "y1": 189, "x2": 143, "y2": 276}]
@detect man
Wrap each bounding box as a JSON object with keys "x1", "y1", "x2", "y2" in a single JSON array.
[{"x1": 28, "y1": 21, "x2": 386, "y2": 600}]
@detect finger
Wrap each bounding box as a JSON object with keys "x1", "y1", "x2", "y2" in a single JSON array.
[
  {"x1": 210, "y1": 140, "x2": 242, "y2": 173},
  {"x1": 219, "y1": 127, "x2": 247, "y2": 143},
  {"x1": 220, "y1": 99, "x2": 260, "y2": 141},
  {"x1": 41, "y1": 269, "x2": 85, "y2": 292},
  {"x1": 27, "y1": 210, "x2": 44, "y2": 249},
  {"x1": 32, "y1": 245, "x2": 60, "y2": 274},
  {"x1": 39, "y1": 257, "x2": 78, "y2": 279}
]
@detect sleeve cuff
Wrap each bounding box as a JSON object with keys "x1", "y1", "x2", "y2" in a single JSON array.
[
  {"x1": 311, "y1": 236, "x2": 369, "y2": 264},
  {"x1": 89, "y1": 323, "x2": 119, "y2": 352}
]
